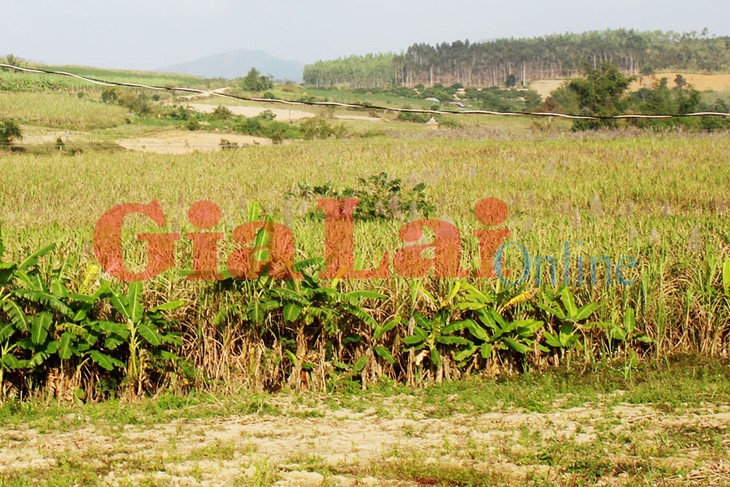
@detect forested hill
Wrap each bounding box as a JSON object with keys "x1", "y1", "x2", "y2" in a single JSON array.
[{"x1": 303, "y1": 30, "x2": 730, "y2": 89}]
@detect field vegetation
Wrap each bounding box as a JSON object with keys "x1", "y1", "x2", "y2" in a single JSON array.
[
  {"x1": 2, "y1": 132, "x2": 729, "y2": 398},
  {"x1": 0, "y1": 54, "x2": 729, "y2": 485}
]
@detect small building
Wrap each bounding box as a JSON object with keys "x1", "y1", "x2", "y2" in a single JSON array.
[{"x1": 426, "y1": 117, "x2": 440, "y2": 130}]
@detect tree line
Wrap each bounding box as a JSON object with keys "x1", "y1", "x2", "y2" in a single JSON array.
[{"x1": 304, "y1": 29, "x2": 730, "y2": 89}]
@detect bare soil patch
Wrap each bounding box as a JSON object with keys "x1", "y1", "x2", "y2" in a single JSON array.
[
  {"x1": 187, "y1": 103, "x2": 383, "y2": 123},
  {"x1": 0, "y1": 397, "x2": 727, "y2": 485},
  {"x1": 187, "y1": 103, "x2": 316, "y2": 122},
  {"x1": 633, "y1": 72, "x2": 730, "y2": 92},
  {"x1": 529, "y1": 79, "x2": 567, "y2": 99},
  {"x1": 117, "y1": 130, "x2": 271, "y2": 154}
]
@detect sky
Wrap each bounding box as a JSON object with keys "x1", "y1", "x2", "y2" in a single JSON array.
[{"x1": 1, "y1": 0, "x2": 729, "y2": 70}]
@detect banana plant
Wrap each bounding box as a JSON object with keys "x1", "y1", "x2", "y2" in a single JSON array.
[
  {"x1": 55, "y1": 276, "x2": 128, "y2": 373},
  {"x1": 103, "y1": 281, "x2": 183, "y2": 395},
  {"x1": 447, "y1": 309, "x2": 544, "y2": 368},
  {"x1": 272, "y1": 258, "x2": 386, "y2": 335},
  {"x1": 602, "y1": 308, "x2": 652, "y2": 354},
  {"x1": 403, "y1": 281, "x2": 473, "y2": 368},
  {"x1": 403, "y1": 309, "x2": 473, "y2": 367},
  {"x1": 411, "y1": 281, "x2": 542, "y2": 369},
  {"x1": 0, "y1": 239, "x2": 64, "y2": 393},
  {"x1": 539, "y1": 287, "x2": 601, "y2": 356},
  {"x1": 271, "y1": 258, "x2": 386, "y2": 385},
  {"x1": 369, "y1": 316, "x2": 401, "y2": 366}
]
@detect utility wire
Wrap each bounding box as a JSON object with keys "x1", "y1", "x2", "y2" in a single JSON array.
[{"x1": 2, "y1": 64, "x2": 730, "y2": 121}]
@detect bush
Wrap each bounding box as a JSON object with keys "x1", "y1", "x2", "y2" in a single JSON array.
[
  {"x1": 290, "y1": 172, "x2": 435, "y2": 221},
  {"x1": 438, "y1": 117, "x2": 462, "y2": 128},
  {"x1": 300, "y1": 117, "x2": 348, "y2": 140},
  {"x1": 0, "y1": 119, "x2": 22, "y2": 148},
  {"x1": 396, "y1": 107, "x2": 430, "y2": 124},
  {"x1": 211, "y1": 105, "x2": 233, "y2": 120},
  {"x1": 236, "y1": 117, "x2": 263, "y2": 135},
  {"x1": 219, "y1": 138, "x2": 239, "y2": 150},
  {"x1": 271, "y1": 131, "x2": 285, "y2": 144},
  {"x1": 235, "y1": 114, "x2": 301, "y2": 140},
  {"x1": 118, "y1": 93, "x2": 152, "y2": 116},
  {"x1": 166, "y1": 104, "x2": 196, "y2": 121},
  {"x1": 101, "y1": 89, "x2": 118, "y2": 104},
  {"x1": 258, "y1": 109, "x2": 277, "y2": 121}
]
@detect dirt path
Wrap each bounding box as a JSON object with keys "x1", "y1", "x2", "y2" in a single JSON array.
[{"x1": 177, "y1": 87, "x2": 232, "y2": 102}]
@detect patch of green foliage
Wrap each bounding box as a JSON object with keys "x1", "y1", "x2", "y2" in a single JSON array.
[
  {"x1": 0, "y1": 119, "x2": 22, "y2": 148},
  {"x1": 235, "y1": 115, "x2": 301, "y2": 142},
  {"x1": 0, "y1": 239, "x2": 186, "y2": 400},
  {"x1": 239, "y1": 68, "x2": 274, "y2": 92},
  {"x1": 546, "y1": 64, "x2": 730, "y2": 131},
  {"x1": 289, "y1": 172, "x2": 434, "y2": 221}
]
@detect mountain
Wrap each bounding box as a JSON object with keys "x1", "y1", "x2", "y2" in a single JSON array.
[{"x1": 160, "y1": 49, "x2": 304, "y2": 81}]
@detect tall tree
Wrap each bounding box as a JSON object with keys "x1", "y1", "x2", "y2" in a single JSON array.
[
  {"x1": 567, "y1": 64, "x2": 635, "y2": 129},
  {"x1": 241, "y1": 68, "x2": 273, "y2": 92}
]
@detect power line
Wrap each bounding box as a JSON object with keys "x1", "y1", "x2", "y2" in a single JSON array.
[{"x1": 1, "y1": 63, "x2": 730, "y2": 121}]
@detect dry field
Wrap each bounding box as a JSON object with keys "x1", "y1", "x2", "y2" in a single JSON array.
[{"x1": 530, "y1": 72, "x2": 730, "y2": 99}]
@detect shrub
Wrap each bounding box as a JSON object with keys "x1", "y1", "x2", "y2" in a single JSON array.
[
  {"x1": 396, "y1": 106, "x2": 430, "y2": 123},
  {"x1": 0, "y1": 119, "x2": 22, "y2": 148},
  {"x1": 101, "y1": 89, "x2": 118, "y2": 104},
  {"x1": 236, "y1": 117, "x2": 263, "y2": 135},
  {"x1": 211, "y1": 105, "x2": 233, "y2": 120},
  {"x1": 235, "y1": 115, "x2": 301, "y2": 140},
  {"x1": 166, "y1": 104, "x2": 196, "y2": 121},
  {"x1": 258, "y1": 109, "x2": 277, "y2": 121},
  {"x1": 219, "y1": 138, "x2": 239, "y2": 150},
  {"x1": 117, "y1": 93, "x2": 152, "y2": 116},
  {"x1": 300, "y1": 117, "x2": 348, "y2": 140},
  {"x1": 438, "y1": 117, "x2": 462, "y2": 128},
  {"x1": 290, "y1": 172, "x2": 434, "y2": 221}
]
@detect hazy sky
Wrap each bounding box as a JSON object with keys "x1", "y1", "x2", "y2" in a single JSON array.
[{"x1": 2, "y1": 0, "x2": 729, "y2": 69}]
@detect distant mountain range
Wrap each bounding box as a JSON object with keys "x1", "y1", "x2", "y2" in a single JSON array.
[{"x1": 160, "y1": 49, "x2": 304, "y2": 81}]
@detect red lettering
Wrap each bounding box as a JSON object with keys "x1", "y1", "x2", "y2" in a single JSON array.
[
  {"x1": 93, "y1": 200, "x2": 179, "y2": 281},
  {"x1": 319, "y1": 199, "x2": 389, "y2": 279},
  {"x1": 394, "y1": 220, "x2": 466, "y2": 278},
  {"x1": 473, "y1": 198, "x2": 510, "y2": 278}
]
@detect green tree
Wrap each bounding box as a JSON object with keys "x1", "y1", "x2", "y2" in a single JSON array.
[
  {"x1": 241, "y1": 68, "x2": 274, "y2": 92},
  {"x1": 568, "y1": 63, "x2": 635, "y2": 130},
  {"x1": 631, "y1": 78, "x2": 674, "y2": 114},
  {"x1": 543, "y1": 83, "x2": 580, "y2": 114},
  {"x1": 0, "y1": 120, "x2": 22, "y2": 148}
]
